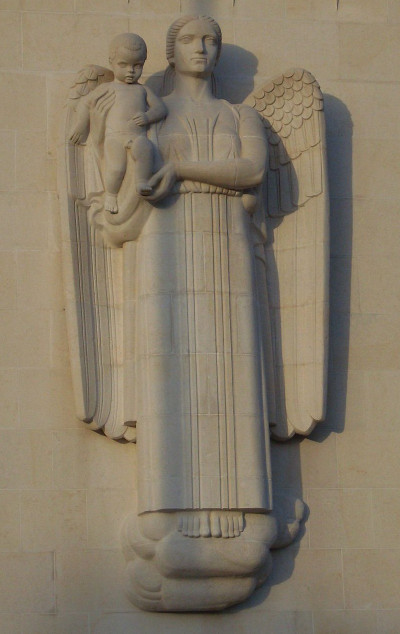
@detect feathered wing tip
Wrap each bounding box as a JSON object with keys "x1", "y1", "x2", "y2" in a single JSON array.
[
  {"x1": 245, "y1": 68, "x2": 329, "y2": 440},
  {"x1": 67, "y1": 65, "x2": 114, "y2": 105},
  {"x1": 61, "y1": 64, "x2": 136, "y2": 441}
]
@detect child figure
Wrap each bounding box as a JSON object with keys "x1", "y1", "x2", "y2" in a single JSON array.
[{"x1": 70, "y1": 33, "x2": 167, "y2": 213}]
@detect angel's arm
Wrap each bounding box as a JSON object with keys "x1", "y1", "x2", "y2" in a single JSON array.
[
  {"x1": 69, "y1": 96, "x2": 91, "y2": 144},
  {"x1": 179, "y1": 107, "x2": 266, "y2": 188},
  {"x1": 149, "y1": 106, "x2": 267, "y2": 197}
]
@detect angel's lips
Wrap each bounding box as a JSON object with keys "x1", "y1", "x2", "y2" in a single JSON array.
[{"x1": 191, "y1": 57, "x2": 207, "y2": 63}]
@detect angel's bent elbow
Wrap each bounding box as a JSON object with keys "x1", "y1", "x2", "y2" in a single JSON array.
[{"x1": 249, "y1": 165, "x2": 266, "y2": 187}]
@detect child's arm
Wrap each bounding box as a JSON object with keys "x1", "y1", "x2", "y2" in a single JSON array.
[
  {"x1": 145, "y1": 87, "x2": 167, "y2": 124},
  {"x1": 131, "y1": 87, "x2": 167, "y2": 127}
]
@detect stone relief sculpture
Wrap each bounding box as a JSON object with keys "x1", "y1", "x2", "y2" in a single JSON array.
[{"x1": 59, "y1": 15, "x2": 329, "y2": 612}]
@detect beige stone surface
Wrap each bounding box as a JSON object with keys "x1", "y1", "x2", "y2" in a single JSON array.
[
  {"x1": 337, "y1": 431, "x2": 400, "y2": 488},
  {"x1": 337, "y1": 0, "x2": 388, "y2": 23},
  {"x1": 373, "y1": 489, "x2": 400, "y2": 547},
  {"x1": 266, "y1": 548, "x2": 344, "y2": 609},
  {"x1": 286, "y1": 0, "x2": 338, "y2": 20},
  {"x1": 0, "y1": 430, "x2": 53, "y2": 489},
  {"x1": 21, "y1": 0, "x2": 75, "y2": 10},
  {"x1": 0, "y1": 12, "x2": 21, "y2": 70},
  {"x1": 21, "y1": 490, "x2": 87, "y2": 551},
  {"x1": 53, "y1": 430, "x2": 136, "y2": 490},
  {"x1": 0, "y1": 72, "x2": 47, "y2": 131},
  {"x1": 307, "y1": 488, "x2": 374, "y2": 549},
  {"x1": 0, "y1": 131, "x2": 16, "y2": 192},
  {"x1": 0, "y1": 368, "x2": 19, "y2": 428},
  {"x1": 0, "y1": 552, "x2": 55, "y2": 612},
  {"x1": 0, "y1": 251, "x2": 17, "y2": 310},
  {"x1": 87, "y1": 489, "x2": 136, "y2": 549},
  {"x1": 16, "y1": 131, "x2": 57, "y2": 193},
  {"x1": 0, "y1": 309, "x2": 51, "y2": 367},
  {"x1": 22, "y1": 13, "x2": 129, "y2": 72},
  {"x1": 91, "y1": 610, "x2": 313, "y2": 634},
  {"x1": 0, "y1": 613, "x2": 21, "y2": 634},
  {"x1": 343, "y1": 549, "x2": 400, "y2": 609},
  {"x1": 0, "y1": 192, "x2": 51, "y2": 250},
  {"x1": 0, "y1": 0, "x2": 399, "y2": 628},
  {"x1": 339, "y1": 23, "x2": 400, "y2": 82},
  {"x1": 378, "y1": 610, "x2": 400, "y2": 634},
  {"x1": 20, "y1": 613, "x2": 89, "y2": 634},
  {"x1": 56, "y1": 549, "x2": 134, "y2": 612},
  {"x1": 0, "y1": 491, "x2": 21, "y2": 551},
  {"x1": 313, "y1": 610, "x2": 377, "y2": 634},
  {"x1": 17, "y1": 251, "x2": 63, "y2": 310},
  {"x1": 76, "y1": 0, "x2": 135, "y2": 13},
  {"x1": 18, "y1": 368, "x2": 77, "y2": 429},
  {"x1": 389, "y1": 0, "x2": 400, "y2": 22}
]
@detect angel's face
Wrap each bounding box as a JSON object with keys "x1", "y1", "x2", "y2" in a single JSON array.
[
  {"x1": 172, "y1": 19, "x2": 219, "y2": 77},
  {"x1": 111, "y1": 48, "x2": 145, "y2": 84}
]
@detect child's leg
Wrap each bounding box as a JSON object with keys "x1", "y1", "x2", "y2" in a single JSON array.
[
  {"x1": 130, "y1": 135, "x2": 153, "y2": 196},
  {"x1": 104, "y1": 136, "x2": 127, "y2": 213}
]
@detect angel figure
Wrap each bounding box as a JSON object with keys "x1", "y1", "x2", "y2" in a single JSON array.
[{"x1": 60, "y1": 14, "x2": 329, "y2": 612}]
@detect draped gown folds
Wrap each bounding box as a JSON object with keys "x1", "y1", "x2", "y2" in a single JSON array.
[{"x1": 134, "y1": 99, "x2": 273, "y2": 515}]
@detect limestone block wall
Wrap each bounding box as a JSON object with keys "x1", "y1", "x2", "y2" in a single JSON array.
[{"x1": 1, "y1": 0, "x2": 400, "y2": 632}]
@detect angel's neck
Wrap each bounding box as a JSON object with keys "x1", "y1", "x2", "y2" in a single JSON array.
[{"x1": 173, "y1": 74, "x2": 214, "y2": 101}]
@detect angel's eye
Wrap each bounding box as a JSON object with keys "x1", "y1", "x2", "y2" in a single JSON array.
[
  {"x1": 118, "y1": 62, "x2": 127, "y2": 67},
  {"x1": 178, "y1": 35, "x2": 193, "y2": 44},
  {"x1": 205, "y1": 36, "x2": 217, "y2": 45}
]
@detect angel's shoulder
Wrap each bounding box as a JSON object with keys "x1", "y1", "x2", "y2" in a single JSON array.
[
  {"x1": 236, "y1": 102, "x2": 261, "y2": 118},
  {"x1": 217, "y1": 100, "x2": 259, "y2": 120},
  {"x1": 230, "y1": 102, "x2": 265, "y2": 131}
]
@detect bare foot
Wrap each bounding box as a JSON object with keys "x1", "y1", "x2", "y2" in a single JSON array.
[
  {"x1": 178, "y1": 511, "x2": 211, "y2": 537},
  {"x1": 105, "y1": 193, "x2": 118, "y2": 214},
  {"x1": 136, "y1": 182, "x2": 153, "y2": 196},
  {"x1": 210, "y1": 511, "x2": 244, "y2": 538},
  {"x1": 178, "y1": 511, "x2": 244, "y2": 538}
]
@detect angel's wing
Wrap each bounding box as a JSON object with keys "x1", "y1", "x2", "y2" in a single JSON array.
[
  {"x1": 245, "y1": 69, "x2": 329, "y2": 440},
  {"x1": 60, "y1": 65, "x2": 136, "y2": 441}
]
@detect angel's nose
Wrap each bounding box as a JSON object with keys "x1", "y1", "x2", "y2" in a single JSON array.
[{"x1": 193, "y1": 37, "x2": 205, "y2": 53}]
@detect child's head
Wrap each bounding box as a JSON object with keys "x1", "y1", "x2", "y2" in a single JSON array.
[{"x1": 109, "y1": 33, "x2": 147, "y2": 84}]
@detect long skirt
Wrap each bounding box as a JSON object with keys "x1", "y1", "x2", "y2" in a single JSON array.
[{"x1": 134, "y1": 192, "x2": 272, "y2": 514}]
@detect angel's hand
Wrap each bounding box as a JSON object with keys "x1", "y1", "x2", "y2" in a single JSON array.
[
  {"x1": 92, "y1": 87, "x2": 116, "y2": 115},
  {"x1": 69, "y1": 125, "x2": 87, "y2": 145},
  {"x1": 131, "y1": 112, "x2": 148, "y2": 126},
  {"x1": 146, "y1": 163, "x2": 177, "y2": 201}
]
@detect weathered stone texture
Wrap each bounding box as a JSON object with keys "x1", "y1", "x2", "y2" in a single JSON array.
[{"x1": 0, "y1": 0, "x2": 399, "y2": 631}]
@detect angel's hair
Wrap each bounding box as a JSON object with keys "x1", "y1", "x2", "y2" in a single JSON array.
[
  {"x1": 109, "y1": 33, "x2": 147, "y2": 63},
  {"x1": 165, "y1": 14, "x2": 222, "y2": 67}
]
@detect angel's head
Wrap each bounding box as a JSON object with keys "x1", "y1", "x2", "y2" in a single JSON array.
[
  {"x1": 166, "y1": 15, "x2": 222, "y2": 76},
  {"x1": 109, "y1": 33, "x2": 147, "y2": 84}
]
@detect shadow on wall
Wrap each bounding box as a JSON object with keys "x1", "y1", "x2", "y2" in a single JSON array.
[
  {"x1": 324, "y1": 94, "x2": 353, "y2": 437},
  {"x1": 307, "y1": 94, "x2": 353, "y2": 443},
  {"x1": 215, "y1": 43, "x2": 258, "y2": 103}
]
